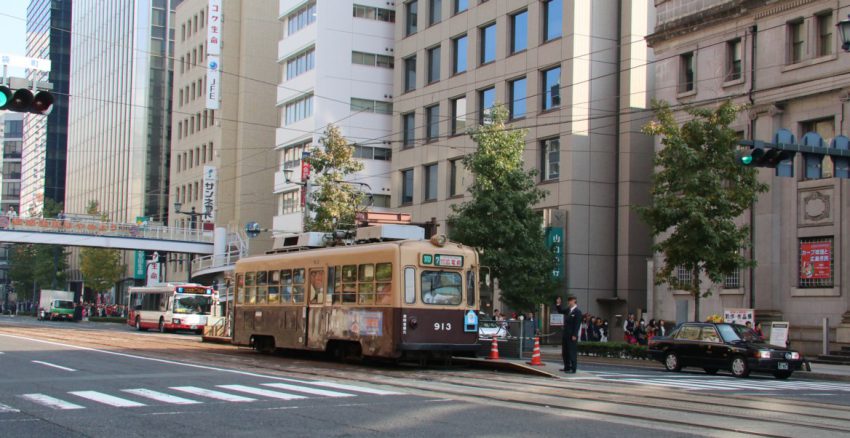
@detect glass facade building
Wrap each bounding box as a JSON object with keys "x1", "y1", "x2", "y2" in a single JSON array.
[{"x1": 21, "y1": 0, "x2": 73, "y2": 216}]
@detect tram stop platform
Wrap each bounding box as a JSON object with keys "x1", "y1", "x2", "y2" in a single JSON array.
[{"x1": 452, "y1": 356, "x2": 593, "y2": 379}]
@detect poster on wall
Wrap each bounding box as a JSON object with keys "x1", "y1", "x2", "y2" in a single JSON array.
[
  {"x1": 723, "y1": 308, "x2": 754, "y2": 327},
  {"x1": 800, "y1": 240, "x2": 831, "y2": 280}
]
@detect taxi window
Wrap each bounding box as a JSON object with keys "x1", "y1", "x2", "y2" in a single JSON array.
[
  {"x1": 676, "y1": 325, "x2": 701, "y2": 340},
  {"x1": 700, "y1": 326, "x2": 722, "y2": 343}
]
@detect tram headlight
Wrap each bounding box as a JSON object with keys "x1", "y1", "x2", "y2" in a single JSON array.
[{"x1": 409, "y1": 316, "x2": 418, "y2": 329}]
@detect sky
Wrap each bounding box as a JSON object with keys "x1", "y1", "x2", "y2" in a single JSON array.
[{"x1": 0, "y1": 1, "x2": 30, "y2": 77}]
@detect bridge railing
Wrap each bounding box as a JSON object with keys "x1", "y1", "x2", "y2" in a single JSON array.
[{"x1": 0, "y1": 216, "x2": 213, "y2": 244}]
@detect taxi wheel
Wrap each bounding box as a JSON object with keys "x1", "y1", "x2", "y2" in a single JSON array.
[
  {"x1": 731, "y1": 356, "x2": 751, "y2": 378},
  {"x1": 703, "y1": 367, "x2": 718, "y2": 375},
  {"x1": 774, "y1": 371, "x2": 792, "y2": 380},
  {"x1": 664, "y1": 352, "x2": 682, "y2": 372}
]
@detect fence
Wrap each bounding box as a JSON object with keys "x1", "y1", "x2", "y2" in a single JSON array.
[
  {"x1": 477, "y1": 319, "x2": 539, "y2": 359},
  {"x1": 0, "y1": 216, "x2": 212, "y2": 244}
]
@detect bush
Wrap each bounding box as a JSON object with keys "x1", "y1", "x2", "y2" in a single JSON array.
[
  {"x1": 88, "y1": 316, "x2": 127, "y2": 324},
  {"x1": 577, "y1": 341, "x2": 649, "y2": 360}
]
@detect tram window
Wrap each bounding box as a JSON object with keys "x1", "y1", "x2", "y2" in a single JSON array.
[
  {"x1": 235, "y1": 274, "x2": 244, "y2": 304},
  {"x1": 359, "y1": 264, "x2": 375, "y2": 282},
  {"x1": 332, "y1": 266, "x2": 343, "y2": 305},
  {"x1": 421, "y1": 271, "x2": 462, "y2": 305},
  {"x1": 359, "y1": 282, "x2": 375, "y2": 305},
  {"x1": 246, "y1": 286, "x2": 256, "y2": 304},
  {"x1": 404, "y1": 267, "x2": 416, "y2": 304},
  {"x1": 281, "y1": 270, "x2": 293, "y2": 303},
  {"x1": 327, "y1": 267, "x2": 335, "y2": 304},
  {"x1": 256, "y1": 271, "x2": 268, "y2": 285},
  {"x1": 292, "y1": 268, "x2": 305, "y2": 303},
  {"x1": 270, "y1": 270, "x2": 281, "y2": 285},
  {"x1": 466, "y1": 271, "x2": 476, "y2": 306},
  {"x1": 245, "y1": 272, "x2": 256, "y2": 286},
  {"x1": 341, "y1": 265, "x2": 357, "y2": 304},
  {"x1": 309, "y1": 269, "x2": 325, "y2": 304},
  {"x1": 257, "y1": 286, "x2": 268, "y2": 304},
  {"x1": 268, "y1": 286, "x2": 280, "y2": 304},
  {"x1": 376, "y1": 263, "x2": 392, "y2": 305}
]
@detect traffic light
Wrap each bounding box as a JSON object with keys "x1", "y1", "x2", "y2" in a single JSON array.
[
  {"x1": 245, "y1": 222, "x2": 261, "y2": 238},
  {"x1": 0, "y1": 78, "x2": 54, "y2": 115},
  {"x1": 735, "y1": 142, "x2": 796, "y2": 168}
]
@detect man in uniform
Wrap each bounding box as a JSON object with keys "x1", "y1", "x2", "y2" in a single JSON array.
[{"x1": 555, "y1": 296, "x2": 582, "y2": 373}]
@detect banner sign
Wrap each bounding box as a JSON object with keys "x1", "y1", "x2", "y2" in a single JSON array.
[
  {"x1": 723, "y1": 308, "x2": 754, "y2": 326},
  {"x1": 133, "y1": 251, "x2": 146, "y2": 280},
  {"x1": 545, "y1": 227, "x2": 564, "y2": 281},
  {"x1": 800, "y1": 241, "x2": 831, "y2": 280},
  {"x1": 146, "y1": 252, "x2": 162, "y2": 286},
  {"x1": 301, "y1": 152, "x2": 311, "y2": 207},
  {"x1": 206, "y1": 0, "x2": 222, "y2": 55},
  {"x1": 203, "y1": 166, "x2": 217, "y2": 221},
  {"x1": 205, "y1": 56, "x2": 220, "y2": 110}
]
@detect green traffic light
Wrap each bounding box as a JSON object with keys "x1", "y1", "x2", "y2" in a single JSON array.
[{"x1": 740, "y1": 156, "x2": 753, "y2": 165}]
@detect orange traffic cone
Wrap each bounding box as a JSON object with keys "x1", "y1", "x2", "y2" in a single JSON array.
[
  {"x1": 527, "y1": 337, "x2": 544, "y2": 366},
  {"x1": 486, "y1": 336, "x2": 500, "y2": 360}
]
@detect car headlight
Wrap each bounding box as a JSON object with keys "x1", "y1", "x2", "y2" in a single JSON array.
[
  {"x1": 789, "y1": 352, "x2": 800, "y2": 360},
  {"x1": 758, "y1": 350, "x2": 771, "y2": 359},
  {"x1": 172, "y1": 318, "x2": 181, "y2": 324}
]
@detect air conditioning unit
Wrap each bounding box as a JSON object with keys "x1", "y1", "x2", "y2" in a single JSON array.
[{"x1": 355, "y1": 224, "x2": 424, "y2": 242}]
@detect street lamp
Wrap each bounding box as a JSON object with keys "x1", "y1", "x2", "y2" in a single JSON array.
[{"x1": 838, "y1": 15, "x2": 850, "y2": 52}]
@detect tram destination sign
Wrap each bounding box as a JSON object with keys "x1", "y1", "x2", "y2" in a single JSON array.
[{"x1": 421, "y1": 254, "x2": 464, "y2": 268}]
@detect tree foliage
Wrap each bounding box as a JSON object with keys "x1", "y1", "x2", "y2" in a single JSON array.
[
  {"x1": 306, "y1": 124, "x2": 366, "y2": 232},
  {"x1": 448, "y1": 106, "x2": 556, "y2": 312},
  {"x1": 638, "y1": 101, "x2": 768, "y2": 321},
  {"x1": 8, "y1": 200, "x2": 68, "y2": 299},
  {"x1": 79, "y1": 201, "x2": 125, "y2": 294}
]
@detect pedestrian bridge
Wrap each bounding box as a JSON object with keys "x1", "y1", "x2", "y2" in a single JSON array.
[{"x1": 0, "y1": 216, "x2": 214, "y2": 254}]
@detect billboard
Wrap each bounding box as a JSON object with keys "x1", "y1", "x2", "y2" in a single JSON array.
[
  {"x1": 206, "y1": 56, "x2": 220, "y2": 110},
  {"x1": 203, "y1": 166, "x2": 217, "y2": 221},
  {"x1": 800, "y1": 240, "x2": 831, "y2": 280},
  {"x1": 206, "y1": 0, "x2": 222, "y2": 55}
]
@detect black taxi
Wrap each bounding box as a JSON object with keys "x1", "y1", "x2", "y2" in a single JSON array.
[{"x1": 648, "y1": 322, "x2": 804, "y2": 379}]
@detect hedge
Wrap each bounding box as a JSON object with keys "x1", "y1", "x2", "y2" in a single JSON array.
[
  {"x1": 577, "y1": 341, "x2": 649, "y2": 360},
  {"x1": 88, "y1": 317, "x2": 127, "y2": 324}
]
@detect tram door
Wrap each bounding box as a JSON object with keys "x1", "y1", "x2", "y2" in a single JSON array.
[{"x1": 306, "y1": 268, "x2": 325, "y2": 349}]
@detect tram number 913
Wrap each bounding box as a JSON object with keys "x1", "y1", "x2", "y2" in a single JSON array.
[{"x1": 434, "y1": 322, "x2": 452, "y2": 331}]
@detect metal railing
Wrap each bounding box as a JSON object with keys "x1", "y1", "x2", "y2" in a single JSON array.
[
  {"x1": 0, "y1": 216, "x2": 213, "y2": 244},
  {"x1": 191, "y1": 230, "x2": 248, "y2": 273},
  {"x1": 478, "y1": 319, "x2": 538, "y2": 359}
]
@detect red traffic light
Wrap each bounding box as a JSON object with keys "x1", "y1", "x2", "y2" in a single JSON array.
[
  {"x1": 31, "y1": 91, "x2": 54, "y2": 115},
  {"x1": 9, "y1": 89, "x2": 34, "y2": 112}
]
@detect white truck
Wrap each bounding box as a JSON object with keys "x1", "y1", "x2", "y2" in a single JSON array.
[{"x1": 38, "y1": 290, "x2": 76, "y2": 321}]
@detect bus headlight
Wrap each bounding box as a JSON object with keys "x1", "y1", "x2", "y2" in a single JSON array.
[{"x1": 172, "y1": 318, "x2": 181, "y2": 325}]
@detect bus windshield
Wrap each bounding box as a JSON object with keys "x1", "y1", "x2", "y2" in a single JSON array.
[
  {"x1": 173, "y1": 294, "x2": 213, "y2": 315},
  {"x1": 54, "y1": 300, "x2": 75, "y2": 309}
]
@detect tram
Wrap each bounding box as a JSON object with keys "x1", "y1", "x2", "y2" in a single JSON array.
[{"x1": 232, "y1": 226, "x2": 480, "y2": 360}]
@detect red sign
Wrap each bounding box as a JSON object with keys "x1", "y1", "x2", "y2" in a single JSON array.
[
  {"x1": 800, "y1": 241, "x2": 831, "y2": 280},
  {"x1": 300, "y1": 153, "x2": 311, "y2": 207}
]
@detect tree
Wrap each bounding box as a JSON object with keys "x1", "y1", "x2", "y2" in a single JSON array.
[
  {"x1": 305, "y1": 124, "x2": 366, "y2": 232},
  {"x1": 79, "y1": 201, "x2": 125, "y2": 295},
  {"x1": 448, "y1": 105, "x2": 556, "y2": 312},
  {"x1": 638, "y1": 101, "x2": 768, "y2": 321},
  {"x1": 8, "y1": 199, "x2": 68, "y2": 299}
]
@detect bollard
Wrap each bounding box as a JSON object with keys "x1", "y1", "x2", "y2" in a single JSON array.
[
  {"x1": 519, "y1": 319, "x2": 524, "y2": 360},
  {"x1": 822, "y1": 318, "x2": 829, "y2": 356}
]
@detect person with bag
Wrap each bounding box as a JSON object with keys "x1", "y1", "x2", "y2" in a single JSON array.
[{"x1": 623, "y1": 313, "x2": 636, "y2": 344}]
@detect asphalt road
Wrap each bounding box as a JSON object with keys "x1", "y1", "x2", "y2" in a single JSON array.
[{"x1": 2, "y1": 316, "x2": 850, "y2": 437}]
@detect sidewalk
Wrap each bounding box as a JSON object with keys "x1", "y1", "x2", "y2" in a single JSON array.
[{"x1": 536, "y1": 345, "x2": 850, "y2": 381}]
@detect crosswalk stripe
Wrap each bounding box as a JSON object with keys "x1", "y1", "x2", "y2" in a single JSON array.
[
  {"x1": 69, "y1": 391, "x2": 146, "y2": 408},
  {"x1": 20, "y1": 394, "x2": 84, "y2": 410},
  {"x1": 170, "y1": 386, "x2": 256, "y2": 402},
  {"x1": 656, "y1": 379, "x2": 773, "y2": 391},
  {"x1": 0, "y1": 403, "x2": 19, "y2": 413},
  {"x1": 619, "y1": 379, "x2": 719, "y2": 390},
  {"x1": 217, "y1": 385, "x2": 306, "y2": 401},
  {"x1": 280, "y1": 379, "x2": 400, "y2": 395},
  {"x1": 610, "y1": 376, "x2": 850, "y2": 392},
  {"x1": 261, "y1": 383, "x2": 355, "y2": 398},
  {"x1": 121, "y1": 389, "x2": 200, "y2": 405}
]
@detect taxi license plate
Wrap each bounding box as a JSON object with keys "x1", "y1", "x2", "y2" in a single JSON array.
[{"x1": 778, "y1": 362, "x2": 789, "y2": 370}]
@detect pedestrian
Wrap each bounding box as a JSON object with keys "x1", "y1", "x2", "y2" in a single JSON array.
[
  {"x1": 555, "y1": 295, "x2": 582, "y2": 374},
  {"x1": 658, "y1": 319, "x2": 667, "y2": 337},
  {"x1": 647, "y1": 319, "x2": 657, "y2": 340},
  {"x1": 754, "y1": 322, "x2": 764, "y2": 339},
  {"x1": 600, "y1": 319, "x2": 609, "y2": 342},
  {"x1": 635, "y1": 319, "x2": 648, "y2": 346},
  {"x1": 624, "y1": 314, "x2": 636, "y2": 344}
]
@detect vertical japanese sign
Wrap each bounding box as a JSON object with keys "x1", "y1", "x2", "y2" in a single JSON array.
[
  {"x1": 203, "y1": 166, "x2": 217, "y2": 221},
  {"x1": 206, "y1": 56, "x2": 220, "y2": 110},
  {"x1": 133, "y1": 251, "x2": 146, "y2": 280},
  {"x1": 206, "y1": 0, "x2": 222, "y2": 55},
  {"x1": 300, "y1": 151, "x2": 311, "y2": 207},
  {"x1": 146, "y1": 252, "x2": 162, "y2": 286},
  {"x1": 800, "y1": 240, "x2": 831, "y2": 280},
  {"x1": 545, "y1": 227, "x2": 564, "y2": 281}
]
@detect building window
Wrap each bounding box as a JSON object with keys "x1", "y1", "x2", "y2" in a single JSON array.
[
  {"x1": 427, "y1": 45, "x2": 441, "y2": 83},
  {"x1": 279, "y1": 190, "x2": 302, "y2": 215},
  {"x1": 726, "y1": 39, "x2": 742, "y2": 81},
  {"x1": 479, "y1": 86, "x2": 495, "y2": 125},
  {"x1": 287, "y1": 2, "x2": 316, "y2": 36},
  {"x1": 451, "y1": 96, "x2": 467, "y2": 135},
  {"x1": 403, "y1": 112, "x2": 416, "y2": 148},
  {"x1": 510, "y1": 10, "x2": 528, "y2": 54},
  {"x1": 723, "y1": 270, "x2": 740, "y2": 289},
  {"x1": 286, "y1": 48, "x2": 315, "y2": 80},
  {"x1": 353, "y1": 4, "x2": 395, "y2": 22},
  {"x1": 801, "y1": 118, "x2": 834, "y2": 180},
  {"x1": 509, "y1": 77, "x2": 527, "y2": 119},
  {"x1": 679, "y1": 52, "x2": 695, "y2": 93},
  {"x1": 424, "y1": 164, "x2": 438, "y2": 201},
  {"x1": 429, "y1": 0, "x2": 441, "y2": 25},
  {"x1": 354, "y1": 145, "x2": 392, "y2": 161},
  {"x1": 405, "y1": 0, "x2": 418, "y2": 36},
  {"x1": 401, "y1": 169, "x2": 414, "y2": 205},
  {"x1": 454, "y1": 0, "x2": 467, "y2": 14},
  {"x1": 452, "y1": 34, "x2": 468, "y2": 74},
  {"x1": 209, "y1": 142, "x2": 214, "y2": 160},
  {"x1": 350, "y1": 98, "x2": 393, "y2": 114},
  {"x1": 480, "y1": 23, "x2": 496, "y2": 65},
  {"x1": 404, "y1": 55, "x2": 417, "y2": 92},
  {"x1": 352, "y1": 51, "x2": 394, "y2": 68},
  {"x1": 541, "y1": 137, "x2": 559, "y2": 181},
  {"x1": 425, "y1": 104, "x2": 440, "y2": 141},
  {"x1": 285, "y1": 94, "x2": 314, "y2": 125},
  {"x1": 543, "y1": 0, "x2": 562, "y2": 42},
  {"x1": 542, "y1": 66, "x2": 561, "y2": 110},
  {"x1": 799, "y1": 237, "x2": 833, "y2": 288},
  {"x1": 675, "y1": 265, "x2": 693, "y2": 287},
  {"x1": 281, "y1": 141, "x2": 309, "y2": 170},
  {"x1": 449, "y1": 158, "x2": 462, "y2": 196},
  {"x1": 817, "y1": 13, "x2": 833, "y2": 57},
  {"x1": 789, "y1": 20, "x2": 805, "y2": 63}
]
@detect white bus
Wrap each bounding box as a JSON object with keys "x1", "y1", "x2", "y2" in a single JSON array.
[{"x1": 127, "y1": 283, "x2": 214, "y2": 334}]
